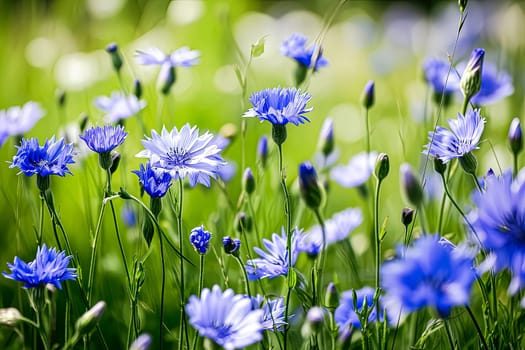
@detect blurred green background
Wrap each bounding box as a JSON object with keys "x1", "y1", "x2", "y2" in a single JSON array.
[{"x1": 0, "y1": 0, "x2": 524, "y2": 348}]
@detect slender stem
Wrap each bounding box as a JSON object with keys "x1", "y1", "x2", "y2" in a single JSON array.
[
  {"x1": 176, "y1": 179, "x2": 190, "y2": 350},
  {"x1": 191, "y1": 255, "x2": 205, "y2": 350},
  {"x1": 437, "y1": 190, "x2": 447, "y2": 233},
  {"x1": 465, "y1": 306, "x2": 488, "y2": 350},
  {"x1": 38, "y1": 194, "x2": 44, "y2": 246},
  {"x1": 470, "y1": 173, "x2": 483, "y2": 192},
  {"x1": 364, "y1": 107, "x2": 371, "y2": 155},
  {"x1": 313, "y1": 209, "x2": 326, "y2": 306},
  {"x1": 513, "y1": 153, "x2": 519, "y2": 178},
  {"x1": 461, "y1": 97, "x2": 469, "y2": 116},
  {"x1": 234, "y1": 255, "x2": 252, "y2": 297},
  {"x1": 87, "y1": 201, "x2": 106, "y2": 303},
  {"x1": 373, "y1": 178, "x2": 383, "y2": 348},
  {"x1": 158, "y1": 217, "x2": 166, "y2": 350},
  {"x1": 443, "y1": 318, "x2": 456, "y2": 350}
]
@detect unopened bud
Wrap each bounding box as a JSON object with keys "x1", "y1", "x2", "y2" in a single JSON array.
[
  {"x1": 318, "y1": 118, "x2": 334, "y2": 157},
  {"x1": 509, "y1": 118, "x2": 523, "y2": 156},
  {"x1": 106, "y1": 43, "x2": 123, "y2": 73},
  {"x1": 374, "y1": 153, "x2": 389, "y2": 182},
  {"x1": 460, "y1": 48, "x2": 484, "y2": 103},
  {"x1": 458, "y1": 0, "x2": 468, "y2": 13},
  {"x1": 243, "y1": 168, "x2": 256, "y2": 194},
  {"x1": 0, "y1": 308, "x2": 22, "y2": 327},
  {"x1": 234, "y1": 212, "x2": 253, "y2": 233},
  {"x1": 222, "y1": 236, "x2": 241, "y2": 257},
  {"x1": 130, "y1": 333, "x2": 152, "y2": 350},
  {"x1": 433, "y1": 157, "x2": 447, "y2": 176},
  {"x1": 400, "y1": 163, "x2": 424, "y2": 207},
  {"x1": 257, "y1": 136, "x2": 269, "y2": 168},
  {"x1": 56, "y1": 89, "x2": 66, "y2": 108},
  {"x1": 109, "y1": 151, "x2": 121, "y2": 174},
  {"x1": 75, "y1": 301, "x2": 106, "y2": 336},
  {"x1": 133, "y1": 79, "x2": 143, "y2": 99},
  {"x1": 298, "y1": 161, "x2": 324, "y2": 209},
  {"x1": 401, "y1": 207, "x2": 415, "y2": 227},
  {"x1": 324, "y1": 282, "x2": 339, "y2": 310},
  {"x1": 79, "y1": 113, "x2": 89, "y2": 133},
  {"x1": 301, "y1": 307, "x2": 325, "y2": 337},
  {"x1": 361, "y1": 80, "x2": 375, "y2": 109},
  {"x1": 158, "y1": 64, "x2": 176, "y2": 95}
]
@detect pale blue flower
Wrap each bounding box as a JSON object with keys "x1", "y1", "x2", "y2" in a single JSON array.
[
  {"x1": 423, "y1": 58, "x2": 460, "y2": 96},
  {"x1": 80, "y1": 125, "x2": 127, "y2": 154},
  {"x1": 135, "y1": 47, "x2": 200, "y2": 67},
  {"x1": 281, "y1": 33, "x2": 328, "y2": 70},
  {"x1": 94, "y1": 92, "x2": 146, "y2": 123},
  {"x1": 330, "y1": 152, "x2": 377, "y2": 188}
]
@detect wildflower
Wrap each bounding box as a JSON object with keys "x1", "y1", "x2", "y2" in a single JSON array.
[
  {"x1": 298, "y1": 161, "x2": 323, "y2": 210},
  {"x1": 132, "y1": 162, "x2": 172, "y2": 198},
  {"x1": 105, "y1": 43, "x2": 123, "y2": 72},
  {"x1": 334, "y1": 286, "x2": 382, "y2": 333},
  {"x1": 302, "y1": 307, "x2": 325, "y2": 337},
  {"x1": 94, "y1": 91, "x2": 146, "y2": 123},
  {"x1": 10, "y1": 137, "x2": 75, "y2": 178},
  {"x1": 423, "y1": 109, "x2": 485, "y2": 163},
  {"x1": 423, "y1": 58, "x2": 460, "y2": 104},
  {"x1": 0, "y1": 102, "x2": 45, "y2": 142},
  {"x1": 299, "y1": 208, "x2": 363, "y2": 255},
  {"x1": 186, "y1": 285, "x2": 264, "y2": 350},
  {"x1": 257, "y1": 136, "x2": 269, "y2": 167},
  {"x1": 318, "y1": 117, "x2": 334, "y2": 158},
  {"x1": 0, "y1": 308, "x2": 22, "y2": 327},
  {"x1": 460, "y1": 48, "x2": 484, "y2": 102},
  {"x1": 280, "y1": 33, "x2": 328, "y2": 70},
  {"x1": 330, "y1": 152, "x2": 377, "y2": 188},
  {"x1": 508, "y1": 118, "x2": 522, "y2": 156},
  {"x1": 249, "y1": 295, "x2": 287, "y2": 331},
  {"x1": 469, "y1": 170, "x2": 525, "y2": 296},
  {"x1": 129, "y1": 334, "x2": 152, "y2": 350},
  {"x1": 243, "y1": 168, "x2": 256, "y2": 194},
  {"x1": 381, "y1": 235, "x2": 476, "y2": 317},
  {"x1": 80, "y1": 125, "x2": 127, "y2": 154},
  {"x1": 3, "y1": 244, "x2": 77, "y2": 289},
  {"x1": 244, "y1": 87, "x2": 312, "y2": 127},
  {"x1": 360, "y1": 80, "x2": 375, "y2": 109},
  {"x1": 136, "y1": 124, "x2": 225, "y2": 187},
  {"x1": 400, "y1": 163, "x2": 424, "y2": 208},
  {"x1": 245, "y1": 227, "x2": 302, "y2": 280},
  {"x1": 222, "y1": 236, "x2": 241, "y2": 256},
  {"x1": 459, "y1": 61, "x2": 513, "y2": 106},
  {"x1": 374, "y1": 153, "x2": 390, "y2": 181},
  {"x1": 75, "y1": 301, "x2": 106, "y2": 336},
  {"x1": 189, "y1": 225, "x2": 211, "y2": 255}
]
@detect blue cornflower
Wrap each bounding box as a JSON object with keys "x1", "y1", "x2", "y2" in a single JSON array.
[
  {"x1": 330, "y1": 152, "x2": 377, "y2": 188},
  {"x1": 243, "y1": 87, "x2": 312, "y2": 126},
  {"x1": 280, "y1": 33, "x2": 328, "y2": 70},
  {"x1": 381, "y1": 235, "x2": 476, "y2": 317},
  {"x1": 299, "y1": 208, "x2": 363, "y2": 255},
  {"x1": 135, "y1": 46, "x2": 200, "y2": 67},
  {"x1": 10, "y1": 137, "x2": 75, "y2": 177},
  {"x1": 249, "y1": 295, "x2": 287, "y2": 332},
  {"x1": 189, "y1": 225, "x2": 212, "y2": 255},
  {"x1": 186, "y1": 285, "x2": 264, "y2": 350},
  {"x1": 80, "y1": 125, "x2": 128, "y2": 154},
  {"x1": 136, "y1": 124, "x2": 226, "y2": 187},
  {"x1": 0, "y1": 102, "x2": 45, "y2": 145},
  {"x1": 423, "y1": 109, "x2": 485, "y2": 163},
  {"x1": 132, "y1": 162, "x2": 172, "y2": 198},
  {"x1": 94, "y1": 92, "x2": 146, "y2": 123},
  {"x1": 3, "y1": 244, "x2": 77, "y2": 289},
  {"x1": 423, "y1": 58, "x2": 460, "y2": 97},
  {"x1": 245, "y1": 227, "x2": 302, "y2": 280},
  {"x1": 222, "y1": 236, "x2": 241, "y2": 256},
  {"x1": 334, "y1": 286, "x2": 383, "y2": 333},
  {"x1": 469, "y1": 170, "x2": 525, "y2": 296}
]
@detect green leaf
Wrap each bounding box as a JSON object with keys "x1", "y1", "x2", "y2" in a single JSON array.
[
  {"x1": 288, "y1": 267, "x2": 297, "y2": 289},
  {"x1": 379, "y1": 216, "x2": 389, "y2": 241},
  {"x1": 250, "y1": 37, "x2": 266, "y2": 58}
]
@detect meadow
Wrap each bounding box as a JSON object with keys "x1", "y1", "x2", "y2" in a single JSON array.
[{"x1": 0, "y1": 0, "x2": 524, "y2": 349}]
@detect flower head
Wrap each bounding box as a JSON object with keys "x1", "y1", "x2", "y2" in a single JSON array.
[
  {"x1": 3, "y1": 244, "x2": 77, "y2": 289},
  {"x1": 243, "y1": 87, "x2": 312, "y2": 126},
  {"x1": 189, "y1": 225, "x2": 212, "y2": 255},
  {"x1": 186, "y1": 285, "x2": 264, "y2": 350},
  {"x1": 330, "y1": 152, "x2": 377, "y2": 188},
  {"x1": 245, "y1": 227, "x2": 302, "y2": 280},
  {"x1": 335, "y1": 286, "x2": 383, "y2": 333},
  {"x1": 0, "y1": 102, "x2": 45, "y2": 141},
  {"x1": 136, "y1": 124, "x2": 226, "y2": 187},
  {"x1": 299, "y1": 208, "x2": 362, "y2": 255},
  {"x1": 249, "y1": 295, "x2": 287, "y2": 332},
  {"x1": 10, "y1": 137, "x2": 75, "y2": 177},
  {"x1": 280, "y1": 33, "x2": 328, "y2": 70},
  {"x1": 423, "y1": 58, "x2": 460, "y2": 100},
  {"x1": 80, "y1": 125, "x2": 127, "y2": 154},
  {"x1": 469, "y1": 169, "x2": 525, "y2": 295},
  {"x1": 381, "y1": 235, "x2": 476, "y2": 317},
  {"x1": 132, "y1": 162, "x2": 172, "y2": 198},
  {"x1": 135, "y1": 47, "x2": 200, "y2": 67},
  {"x1": 94, "y1": 92, "x2": 146, "y2": 123},
  {"x1": 424, "y1": 109, "x2": 485, "y2": 163}
]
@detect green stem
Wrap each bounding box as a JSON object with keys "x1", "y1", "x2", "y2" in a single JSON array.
[
  {"x1": 234, "y1": 255, "x2": 252, "y2": 297},
  {"x1": 513, "y1": 153, "x2": 519, "y2": 178},
  {"x1": 443, "y1": 318, "x2": 456, "y2": 350},
  {"x1": 437, "y1": 190, "x2": 447, "y2": 233},
  {"x1": 313, "y1": 209, "x2": 326, "y2": 306},
  {"x1": 38, "y1": 194, "x2": 44, "y2": 246},
  {"x1": 158, "y1": 217, "x2": 166, "y2": 350},
  {"x1": 87, "y1": 201, "x2": 106, "y2": 303},
  {"x1": 364, "y1": 107, "x2": 371, "y2": 155},
  {"x1": 465, "y1": 306, "x2": 488, "y2": 350},
  {"x1": 191, "y1": 255, "x2": 205, "y2": 350},
  {"x1": 176, "y1": 179, "x2": 190, "y2": 350},
  {"x1": 461, "y1": 98, "x2": 469, "y2": 116},
  {"x1": 373, "y1": 177, "x2": 383, "y2": 348}
]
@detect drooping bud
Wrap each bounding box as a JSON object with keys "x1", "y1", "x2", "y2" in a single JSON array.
[
  {"x1": 318, "y1": 118, "x2": 334, "y2": 157},
  {"x1": 257, "y1": 136, "x2": 269, "y2": 168},
  {"x1": 129, "y1": 334, "x2": 152, "y2": 350},
  {"x1": 243, "y1": 168, "x2": 256, "y2": 195},
  {"x1": 400, "y1": 163, "x2": 424, "y2": 207},
  {"x1": 374, "y1": 153, "x2": 389, "y2": 182},
  {"x1": 401, "y1": 207, "x2": 415, "y2": 227},
  {"x1": 106, "y1": 43, "x2": 123, "y2": 73},
  {"x1": 508, "y1": 117, "x2": 523, "y2": 156},
  {"x1": 324, "y1": 282, "x2": 339, "y2": 310},
  {"x1": 222, "y1": 236, "x2": 241, "y2": 257},
  {"x1": 301, "y1": 306, "x2": 325, "y2": 337},
  {"x1": 460, "y1": 48, "x2": 484, "y2": 103},
  {"x1": 298, "y1": 161, "x2": 324, "y2": 210},
  {"x1": 190, "y1": 225, "x2": 212, "y2": 255},
  {"x1": 234, "y1": 212, "x2": 253, "y2": 233},
  {"x1": 361, "y1": 80, "x2": 375, "y2": 109},
  {"x1": 0, "y1": 308, "x2": 22, "y2": 327},
  {"x1": 75, "y1": 301, "x2": 106, "y2": 337}
]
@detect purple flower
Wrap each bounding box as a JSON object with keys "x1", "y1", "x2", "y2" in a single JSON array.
[
  {"x1": 94, "y1": 92, "x2": 146, "y2": 123},
  {"x1": 381, "y1": 235, "x2": 476, "y2": 317},
  {"x1": 3, "y1": 244, "x2": 77, "y2": 289},
  {"x1": 132, "y1": 162, "x2": 172, "y2": 198},
  {"x1": 243, "y1": 87, "x2": 312, "y2": 126},
  {"x1": 136, "y1": 124, "x2": 226, "y2": 187},
  {"x1": 80, "y1": 125, "x2": 127, "y2": 154},
  {"x1": 245, "y1": 227, "x2": 302, "y2": 280},
  {"x1": 280, "y1": 33, "x2": 328, "y2": 70},
  {"x1": 186, "y1": 285, "x2": 264, "y2": 350},
  {"x1": 330, "y1": 152, "x2": 377, "y2": 188},
  {"x1": 423, "y1": 109, "x2": 485, "y2": 163}
]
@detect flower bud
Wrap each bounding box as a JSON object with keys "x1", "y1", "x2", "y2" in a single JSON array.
[
  {"x1": 243, "y1": 168, "x2": 256, "y2": 195},
  {"x1": 458, "y1": 0, "x2": 468, "y2": 13},
  {"x1": 79, "y1": 112, "x2": 89, "y2": 133},
  {"x1": 271, "y1": 124, "x2": 287, "y2": 146},
  {"x1": 109, "y1": 151, "x2": 121, "y2": 174},
  {"x1": 361, "y1": 80, "x2": 375, "y2": 109},
  {"x1": 459, "y1": 152, "x2": 478, "y2": 176},
  {"x1": 106, "y1": 43, "x2": 123, "y2": 73},
  {"x1": 75, "y1": 301, "x2": 106, "y2": 337},
  {"x1": 133, "y1": 79, "x2": 143, "y2": 99},
  {"x1": 301, "y1": 306, "x2": 325, "y2": 337},
  {"x1": 460, "y1": 48, "x2": 484, "y2": 103},
  {"x1": 130, "y1": 334, "x2": 152, "y2": 350},
  {"x1": 318, "y1": 118, "x2": 334, "y2": 157},
  {"x1": 222, "y1": 236, "x2": 241, "y2": 257},
  {"x1": 374, "y1": 153, "x2": 389, "y2": 182},
  {"x1": 56, "y1": 89, "x2": 66, "y2": 108},
  {"x1": 298, "y1": 161, "x2": 323, "y2": 210},
  {"x1": 0, "y1": 308, "x2": 22, "y2": 327},
  {"x1": 400, "y1": 163, "x2": 423, "y2": 207},
  {"x1": 433, "y1": 157, "x2": 447, "y2": 176},
  {"x1": 190, "y1": 225, "x2": 212, "y2": 255},
  {"x1": 257, "y1": 136, "x2": 269, "y2": 168},
  {"x1": 158, "y1": 64, "x2": 176, "y2": 95},
  {"x1": 234, "y1": 212, "x2": 253, "y2": 233},
  {"x1": 324, "y1": 282, "x2": 339, "y2": 310},
  {"x1": 401, "y1": 207, "x2": 415, "y2": 227},
  {"x1": 509, "y1": 117, "x2": 523, "y2": 156}
]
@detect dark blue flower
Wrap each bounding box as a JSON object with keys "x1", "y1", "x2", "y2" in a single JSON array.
[
  {"x1": 381, "y1": 235, "x2": 476, "y2": 317},
  {"x1": 334, "y1": 286, "x2": 383, "y2": 333},
  {"x1": 136, "y1": 124, "x2": 226, "y2": 187},
  {"x1": 186, "y1": 285, "x2": 264, "y2": 350},
  {"x1": 298, "y1": 161, "x2": 323, "y2": 209},
  {"x1": 423, "y1": 58, "x2": 460, "y2": 96},
  {"x1": 245, "y1": 227, "x2": 302, "y2": 280},
  {"x1": 469, "y1": 170, "x2": 525, "y2": 296},
  {"x1": 189, "y1": 225, "x2": 212, "y2": 255},
  {"x1": 280, "y1": 33, "x2": 328, "y2": 70},
  {"x1": 80, "y1": 125, "x2": 128, "y2": 154},
  {"x1": 243, "y1": 87, "x2": 312, "y2": 126},
  {"x1": 10, "y1": 137, "x2": 75, "y2": 177},
  {"x1": 423, "y1": 109, "x2": 485, "y2": 163},
  {"x1": 132, "y1": 162, "x2": 172, "y2": 198},
  {"x1": 3, "y1": 244, "x2": 77, "y2": 289}
]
